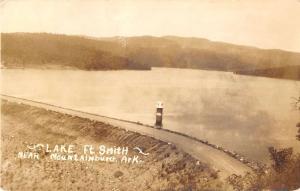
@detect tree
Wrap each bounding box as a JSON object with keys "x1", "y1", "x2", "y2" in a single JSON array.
[
  {"x1": 293, "y1": 96, "x2": 300, "y2": 141},
  {"x1": 268, "y1": 147, "x2": 293, "y2": 172},
  {"x1": 297, "y1": 122, "x2": 300, "y2": 141}
]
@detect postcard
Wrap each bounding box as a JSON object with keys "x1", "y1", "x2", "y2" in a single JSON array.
[{"x1": 1, "y1": 0, "x2": 300, "y2": 190}]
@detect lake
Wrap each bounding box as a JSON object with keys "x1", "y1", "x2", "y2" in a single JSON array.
[{"x1": 2, "y1": 68, "x2": 300, "y2": 163}]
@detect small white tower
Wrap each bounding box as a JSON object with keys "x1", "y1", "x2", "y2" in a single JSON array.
[{"x1": 155, "y1": 101, "x2": 163, "y2": 128}]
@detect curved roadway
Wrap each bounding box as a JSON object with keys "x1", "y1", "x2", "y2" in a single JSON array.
[{"x1": 1, "y1": 94, "x2": 252, "y2": 179}]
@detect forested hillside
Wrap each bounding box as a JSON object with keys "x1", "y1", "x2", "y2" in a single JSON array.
[
  {"x1": 2, "y1": 33, "x2": 300, "y2": 80},
  {"x1": 1, "y1": 33, "x2": 150, "y2": 70},
  {"x1": 236, "y1": 65, "x2": 300, "y2": 80}
]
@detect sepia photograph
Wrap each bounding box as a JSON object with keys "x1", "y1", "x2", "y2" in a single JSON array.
[{"x1": 0, "y1": 0, "x2": 300, "y2": 190}]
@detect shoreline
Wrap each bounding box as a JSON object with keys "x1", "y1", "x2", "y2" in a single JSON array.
[
  {"x1": 1, "y1": 99, "x2": 230, "y2": 190},
  {"x1": 0, "y1": 94, "x2": 254, "y2": 177},
  {"x1": 0, "y1": 94, "x2": 263, "y2": 172},
  {"x1": 2, "y1": 66, "x2": 299, "y2": 81}
]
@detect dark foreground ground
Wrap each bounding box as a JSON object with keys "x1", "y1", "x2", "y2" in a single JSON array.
[{"x1": 0, "y1": 100, "x2": 232, "y2": 191}]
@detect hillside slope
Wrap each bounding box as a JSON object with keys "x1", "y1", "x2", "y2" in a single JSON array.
[
  {"x1": 2, "y1": 33, "x2": 300, "y2": 79},
  {"x1": 1, "y1": 33, "x2": 150, "y2": 70},
  {"x1": 236, "y1": 65, "x2": 300, "y2": 80},
  {"x1": 101, "y1": 35, "x2": 300, "y2": 72}
]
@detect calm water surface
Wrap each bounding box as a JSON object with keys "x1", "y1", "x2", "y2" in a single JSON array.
[{"x1": 2, "y1": 68, "x2": 300, "y2": 163}]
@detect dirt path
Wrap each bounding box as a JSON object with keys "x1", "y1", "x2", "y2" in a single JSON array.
[
  {"x1": 2, "y1": 100, "x2": 232, "y2": 190},
  {"x1": 1, "y1": 94, "x2": 252, "y2": 179}
]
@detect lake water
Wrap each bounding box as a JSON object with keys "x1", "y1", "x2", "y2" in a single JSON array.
[{"x1": 2, "y1": 68, "x2": 300, "y2": 163}]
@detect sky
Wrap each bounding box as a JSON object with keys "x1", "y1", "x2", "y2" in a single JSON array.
[{"x1": 1, "y1": 0, "x2": 300, "y2": 52}]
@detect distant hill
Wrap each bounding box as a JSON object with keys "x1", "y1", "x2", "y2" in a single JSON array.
[
  {"x1": 2, "y1": 33, "x2": 300, "y2": 80},
  {"x1": 1, "y1": 33, "x2": 150, "y2": 70},
  {"x1": 235, "y1": 65, "x2": 300, "y2": 80}
]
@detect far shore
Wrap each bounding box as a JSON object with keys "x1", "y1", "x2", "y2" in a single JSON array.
[{"x1": 2, "y1": 65, "x2": 299, "y2": 81}]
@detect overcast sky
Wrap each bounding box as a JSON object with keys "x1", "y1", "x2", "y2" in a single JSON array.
[{"x1": 1, "y1": 0, "x2": 300, "y2": 52}]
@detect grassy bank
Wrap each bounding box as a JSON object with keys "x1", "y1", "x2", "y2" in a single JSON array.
[{"x1": 0, "y1": 100, "x2": 231, "y2": 191}]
